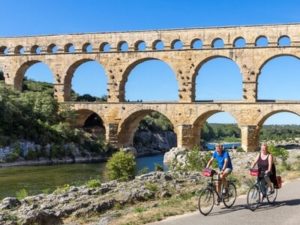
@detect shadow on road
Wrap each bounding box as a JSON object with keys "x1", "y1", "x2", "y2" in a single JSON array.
[
  {"x1": 207, "y1": 204, "x2": 247, "y2": 216},
  {"x1": 204, "y1": 198, "x2": 300, "y2": 216}
]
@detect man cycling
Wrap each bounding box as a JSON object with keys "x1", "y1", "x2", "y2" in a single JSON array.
[{"x1": 206, "y1": 143, "x2": 233, "y2": 202}]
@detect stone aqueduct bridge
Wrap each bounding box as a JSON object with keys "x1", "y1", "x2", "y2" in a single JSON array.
[{"x1": 1, "y1": 24, "x2": 300, "y2": 151}]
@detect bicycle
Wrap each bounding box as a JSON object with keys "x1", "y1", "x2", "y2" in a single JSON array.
[
  {"x1": 247, "y1": 168, "x2": 278, "y2": 211},
  {"x1": 198, "y1": 168, "x2": 237, "y2": 216}
]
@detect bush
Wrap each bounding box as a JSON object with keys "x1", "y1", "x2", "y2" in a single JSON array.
[
  {"x1": 154, "y1": 163, "x2": 164, "y2": 171},
  {"x1": 268, "y1": 145, "x2": 289, "y2": 162},
  {"x1": 86, "y1": 179, "x2": 101, "y2": 188},
  {"x1": 16, "y1": 189, "x2": 28, "y2": 200},
  {"x1": 106, "y1": 151, "x2": 136, "y2": 181},
  {"x1": 169, "y1": 146, "x2": 217, "y2": 172}
]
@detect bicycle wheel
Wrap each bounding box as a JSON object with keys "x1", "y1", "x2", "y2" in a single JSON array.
[
  {"x1": 223, "y1": 182, "x2": 237, "y2": 208},
  {"x1": 198, "y1": 188, "x2": 214, "y2": 216},
  {"x1": 267, "y1": 187, "x2": 278, "y2": 204},
  {"x1": 247, "y1": 185, "x2": 260, "y2": 211}
]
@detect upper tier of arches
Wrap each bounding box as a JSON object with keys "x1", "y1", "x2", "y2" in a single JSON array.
[{"x1": 0, "y1": 24, "x2": 299, "y2": 55}]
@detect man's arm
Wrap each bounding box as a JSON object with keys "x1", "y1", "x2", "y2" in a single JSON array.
[{"x1": 206, "y1": 157, "x2": 214, "y2": 168}]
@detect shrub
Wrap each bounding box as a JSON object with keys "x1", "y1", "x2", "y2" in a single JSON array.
[
  {"x1": 154, "y1": 163, "x2": 164, "y2": 171},
  {"x1": 86, "y1": 179, "x2": 101, "y2": 188},
  {"x1": 106, "y1": 151, "x2": 136, "y2": 181},
  {"x1": 53, "y1": 184, "x2": 70, "y2": 194},
  {"x1": 16, "y1": 189, "x2": 28, "y2": 200},
  {"x1": 145, "y1": 182, "x2": 158, "y2": 192},
  {"x1": 268, "y1": 145, "x2": 289, "y2": 162}
]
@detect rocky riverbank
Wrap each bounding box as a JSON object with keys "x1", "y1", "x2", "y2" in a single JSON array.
[{"x1": 1, "y1": 149, "x2": 300, "y2": 225}]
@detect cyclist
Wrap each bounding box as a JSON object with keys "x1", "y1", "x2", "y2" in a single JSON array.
[
  {"x1": 251, "y1": 143, "x2": 274, "y2": 196},
  {"x1": 206, "y1": 143, "x2": 233, "y2": 202}
]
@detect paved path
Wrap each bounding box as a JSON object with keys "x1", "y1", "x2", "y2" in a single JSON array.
[{"x1": 148, "y1": 178, "x2": 300, "y2": 225}]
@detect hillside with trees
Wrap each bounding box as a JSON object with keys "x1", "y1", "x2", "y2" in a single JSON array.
[{"x1": 0, "y1": 78, "x2": 112, "y2": 163}]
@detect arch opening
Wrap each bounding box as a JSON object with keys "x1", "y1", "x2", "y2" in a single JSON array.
[
  {"x1": 67, "y1": 60, "x2": 108, "y2": 102},
  {"x1": 135, "y1": 41, "x2": 146, "y2": 51},
  {"x1": 47, "y1": 44, "x2": 58, "y2": 53},
  {"x1": 191, "y1": 39, "x2": 203, "y2": 49},
  {"x1": 75, "y1": 109, "x2": 106, "y2": 140},
  {"x1": 212, "y1": 38, "x2": 224, "y2": 48},
  {"x1": 100, "y1": 42, "x2": 111, "y2": 52},
  {"x1": 233, "y1": 37, "x2": 246, "y2": 48},
  {"x1": 258, "y1": 55, "x2": 300, "y2": 101},
  {"x1": 255, "y1": 36, "x2": 268, "y2": 47},
  {"x1": 19, "y1": 61, "x2": 54, "y2": 92},
  {"x1": 118, "y1": 41, "x2": 129, "y2": 52},
  {"x1": 153, "y1": 40, "x2": 164, "y2": 50},
  {"x1": 124, "y1": 59, "x2": 178, "y2": 102},
  {"x1": 64, "y1": 43, "x2": 75, "y2": 53},
  {"x1": 119, "y1": 110, "x2": 177, "y2": 154},
  {"x1": 82, "y1": 43, "x2": 93, "y2": 53},
  {"x1": 171, "y1": 39, "x2": 183, "y2": 50},
  {"x1": 258, "y1": 111, "x2": 300, "y2": 146},
  {"x1": 0, "y1": 46, "x2": 8, "y2": 55},
  {"x1": 194, "y1": 57, "x2": 243, "y2": 101},
  {"x1": 278, "y1": 36, "x2": 291, "y2": 47},
  {"x1": 194, "y1": 111, "x2": 240, "y2": 150}
]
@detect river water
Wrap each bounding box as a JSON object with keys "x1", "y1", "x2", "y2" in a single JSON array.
[{"x1": 0, "y1": 154, "x2": 164, "y2": 199}]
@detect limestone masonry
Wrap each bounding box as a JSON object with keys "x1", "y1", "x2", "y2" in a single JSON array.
[{"x1": 1, "y1": 24, "x2": 300, "y2": 151}]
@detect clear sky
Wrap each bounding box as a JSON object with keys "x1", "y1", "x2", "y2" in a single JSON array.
[{"x1": 2, "y1": 0, "x2": 300, "y2": 125}]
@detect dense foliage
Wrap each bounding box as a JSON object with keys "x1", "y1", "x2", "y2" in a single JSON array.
[
  {"x1": 106, "y1": 151, "x2": 136, "y2": 181},
  {"x1": 138, "y1": 112, "x2": 173, "y2": 132},
  {"x1": 260, "y1": 125, "x2": 300, "y2": 142},
  {"x1": 0, "y1": 79, "x2": 109, "y2": 161}
]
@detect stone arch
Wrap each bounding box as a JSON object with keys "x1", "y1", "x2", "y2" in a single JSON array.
[
  {"x1": 257, "y1": 54, "x2": 300, "y2": 100},
  {"x1": 0, "y1": 46, "x2": 8, "y2": 55},
  {"x1": 192, "y1": 110, "x2": 240, "y2": 148},
  {"x1": 14, "y1": 60, "x2": 54, "y2": 91},
  {"x1": 14, "y1": 45, "x2": 25, "y2": 54},
  {"x1": 258, "y1": 54, "x2": 300, "y2": 74},
  {"x1": 118, "y1": 109, "x2": 176, "y2": 147},
  {"x1": 120, "y1": 57, "x2": 178, "y2": 102},
  {"x1": 47, "y1": 44, "x2": 58, "y2": 53},
  {"x1": 118, "y1": 41, "x2": 129, "y2": 52},
  {"x1": 256, "y1": 109, "x2": 300, "y2": 127},
  {"x1": 211, "y1": 38, "x2": 224, "y2": 48},
  {"x1": 191, "y1": 38, "x2": 203, "y2": 49},
  {"x1": 64, "y1": 43, "x2": 75, "y2": 53},
  {"x1": 278, "y1": 35, "x2": 291, "y2": 47},
  {"x1": 171, "y1": 39, "x2": 183, "y2": 50},
  {"x1": 82, "y1": 42, "x2": 93, "y2": 52},
  {"x1": 192, "y1": 55, "x2": 243, "y2": 101},
  {"x1": 99, "y1": 42, "x2": 111, "y2": 52},
  {"x1": 134, "y1": 40, "x2": 146, "y2": 51},
  {"x1": 233, "y1": 37, "x2": 246, "y2": 48},
  {"x1": 64, "y1": 58, "x2": 108, "y2": 101},
  {"x1": 30, "y1": 45, "x2": 42, "y2": 54},
  {"x1": 255, "y1": 35, "x2": 268, "y2": 47},
  {"x1": 152, "y1": 40, "x2": 164, "y2": 50}
]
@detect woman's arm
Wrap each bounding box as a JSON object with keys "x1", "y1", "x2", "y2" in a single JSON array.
[
  {"x1": 267, "y1": 154, "x2": 273, "y2": 172},
  {"x1": 251, "y1": 154, "x2": 259, "y2": 168}
]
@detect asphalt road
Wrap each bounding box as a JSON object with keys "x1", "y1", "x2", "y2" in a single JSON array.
[{"x1": 148, "y1": 178, "x2": 300, "y2": 225}]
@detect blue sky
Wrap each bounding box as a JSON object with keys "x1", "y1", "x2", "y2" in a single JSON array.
[{"x1": 2, "y1": 0, "x2": 300, "y2": 125}]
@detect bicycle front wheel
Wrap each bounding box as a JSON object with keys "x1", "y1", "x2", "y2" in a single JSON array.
[
  {"x1": 198, "y1": 188, "x2": 214, "y2": 216},
  {"x1": 223, "y1": 182, "x2": 237, "y2": 208},
  {"x1": 247, "y1": 185, "x2": 260, "y2": 211}
]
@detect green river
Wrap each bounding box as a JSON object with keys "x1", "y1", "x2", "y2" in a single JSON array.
[{"x1": 0, "y1": 155, "x2": 164, "y2": 199}]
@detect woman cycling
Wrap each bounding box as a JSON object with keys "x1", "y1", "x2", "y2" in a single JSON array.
[{"x1": 251, "y1": 143, "x2": 274, "y2": 196}]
